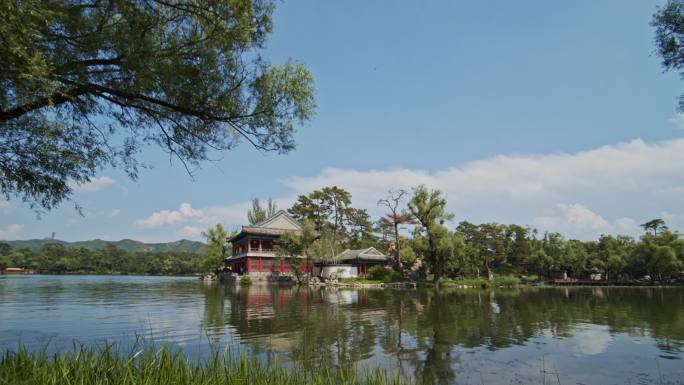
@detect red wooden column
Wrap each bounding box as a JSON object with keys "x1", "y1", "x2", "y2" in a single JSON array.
[{"x1": 246, "y1": 257, "x2": 251, "y2": 273}]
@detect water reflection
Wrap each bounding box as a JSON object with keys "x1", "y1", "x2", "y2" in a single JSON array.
[
  {"x1": 199, "y1": 284, "x2": 684, "y2": 384},
  {"x1": 1, "y1": 276, "x2": 683, "y2": 385}
]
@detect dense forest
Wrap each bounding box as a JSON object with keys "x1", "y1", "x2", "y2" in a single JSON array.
[
  {"x1": 5, "y1": 238, "x2": 206, "y2": 254},
  {"x1": 0, "y1": 242, "x2": 203, "y2": 275}
]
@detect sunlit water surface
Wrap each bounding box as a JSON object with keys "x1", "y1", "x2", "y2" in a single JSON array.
[{"x1": 1, "y1": 275, "x2": 683, "y2": 384}]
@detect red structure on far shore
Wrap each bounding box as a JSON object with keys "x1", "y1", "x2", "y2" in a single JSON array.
[{"x1": 225, "y1": 211, "x2": 307, "y2": 276}]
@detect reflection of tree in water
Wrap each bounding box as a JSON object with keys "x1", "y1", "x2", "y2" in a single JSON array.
[
  {"x1": 199, "y1": 282, "x2": 233, "y2": 342},
  {"x1": 200, "y1": 285, "x2": 684, "y2": 384}
]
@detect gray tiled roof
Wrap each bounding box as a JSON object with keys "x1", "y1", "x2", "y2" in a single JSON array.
[{"x1": 336, "y1": 247, "x2": 389, "y2": 262}]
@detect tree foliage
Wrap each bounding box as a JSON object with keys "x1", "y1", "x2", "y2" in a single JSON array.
[
  {"x1": 378, "y1": 189, "x2": 414, "y2": 269},
  {"x1": 0, "y1": 243, "x2": 202, "y2": 275},
  {"x1": 641, "y1": 218, "x2": 668, "y2": 235},
  {"x1": 653, "y1": 1, "x2": 684, "y2": 111},
  {"x1": 274, "y1": 219, "x2": 317, "y2": 284},
  {"x1": 0, "y1": 0, "x2": 315, "y2": 211},
  {"x1": 288, "y1": 186, "x2": 370, "y2": 257},
  {"x1": 201, "y1": 223, "x2": 229, "y2": 271},
  {"x1": 408, "y1": 185, "x2": 453, "y2": 288},
  {"x1": 247, "y1": 197, "x2": 277, "y2": 225}
]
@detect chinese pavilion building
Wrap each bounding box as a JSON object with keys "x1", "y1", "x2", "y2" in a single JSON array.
[
  {"x1": 225, "y1": 210, "x2": 306, "y2": 276},
  {"x1": 225, "y1": 210, "x2": 391, "y2": 279}
]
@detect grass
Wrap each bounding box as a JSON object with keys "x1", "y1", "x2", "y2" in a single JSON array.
[
  {"x1": 339, "y1": 273, "x2": 403, "y2": 285},
  {"x1": 340, "y1": 278, "x2": 385, "y2": 285},
  {"x1": 492, "y1": 275, "x2": 520, "y2": 287},
  {"x1": 417, "y1": 275, "x2": 520, "y2": 289},
  {"x1": 0, "y1": 344, "x2": 406, "y2": 385}
]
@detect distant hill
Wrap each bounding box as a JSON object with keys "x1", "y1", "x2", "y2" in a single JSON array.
[{"x1": 5, "y1": 239, "x2": 206, "y2": 254}]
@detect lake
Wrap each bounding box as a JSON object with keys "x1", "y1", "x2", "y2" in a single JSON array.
[{"x1": 0, "y1": 275, "x2": 682, "y2": 384}]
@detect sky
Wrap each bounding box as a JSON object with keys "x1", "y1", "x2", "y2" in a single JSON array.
[{"x1": 3, "y1": 0, "x2": 684, "y2": 243}]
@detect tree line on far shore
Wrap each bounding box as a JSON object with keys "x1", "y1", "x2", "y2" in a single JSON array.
[
  {"x1": 0, "y1": 242, "x2": 203, "y2": 275},
  {"x1": 3, "y1": 185, "x2": 682, "y2": 284}
]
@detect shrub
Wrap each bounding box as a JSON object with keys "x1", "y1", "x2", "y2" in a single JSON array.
[
  {"x1": 459, "y1": 278, "x2": 489, "y2": 288},
  {"x1": 385, "y1": 271, "x2": 403, "y2": 283},
  {"x1": 399, "y1": 247, "x2": 417, "y2": 266},
  {"x1": 493, "y1": 275, "x2": 519, "y2": 287},
  {"x1": 520, "y1": 274, "x2": 539, "y2": 283},
  {"x1": 365, "y1": 266, "x2": 403, "y2": 283},
  {"x1": 239, "y1": 276, "x2": 252, "y2": 286},
  {"x1": 367, "y1": 266, "x2": 390, "y2": 281}
]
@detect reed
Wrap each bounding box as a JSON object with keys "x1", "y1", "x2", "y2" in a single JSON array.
[{"x1": 0, "y1": 344, "x2": 406, "y2": 385}]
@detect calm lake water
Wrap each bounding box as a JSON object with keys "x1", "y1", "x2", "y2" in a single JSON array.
[{"x1": 1, "y1": 275, "x2": 683, "y2": 384}]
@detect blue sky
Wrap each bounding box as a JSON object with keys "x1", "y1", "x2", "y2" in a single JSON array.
[{"x1": 3, "y1": 0, "x2": 684, "y2": 242}]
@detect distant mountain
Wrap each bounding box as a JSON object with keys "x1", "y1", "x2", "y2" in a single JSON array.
[{"x1": 5, "y1": 238, "x2": 206, "y2": 254}]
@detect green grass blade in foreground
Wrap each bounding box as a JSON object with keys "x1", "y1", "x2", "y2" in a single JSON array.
[{"x1": 0, "y1": 344, "x2": 407, "y2": 385}]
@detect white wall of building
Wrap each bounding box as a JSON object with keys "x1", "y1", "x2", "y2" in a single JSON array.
[{"x1": 319, "y1": 265, "x2": 357, "y2": 279}]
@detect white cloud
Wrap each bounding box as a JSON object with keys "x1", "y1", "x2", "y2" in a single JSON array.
[
  {"x1": 70, "y1": 176, "x2": 117, "y2": 193},
  {"x1": 530, "y1": 203, "x2": 634, "y2": 239},
  {"x1": 661, "y1": 211, "x2": 684, "y2": 232},
  {"x1": 614, "y1": 217, "x2": 639, "y2": 234},
  {"x1": 669, "y1": 113, "x2": 684, "y2": 130},
  {"x1": 109, "y1": 209, "x2": 121, "y2": 218},
  {"x1": 133, "y1": 137, "x2": 684, "y2": 241},
  {"x1": 283, "y1": 138, "x2": 684, "y2": 239},
  {"x1": 533, "y1": 203, "x2": 610, "y2": 230},
  {"x1": 0, "y1": 224, "x2": 23, "y2": 240},
  {"x1": 133, "y1": 198, "x2": 296, "y2": 240},
  {"x1": 571, "y1": 325, "x2": 613, "y2": 355},
  {"x1": 179, "y1": 226, "x2": 205, "y2": 238},
  {"x1": 0, "y1": 201, "x2": 12, "y2": 214},
  {"x1": 135, "y1": 203, "x2": 204, "y2": 228},
  {"x1": 286, "y1": 138, "x2": 684, "y2": 205}
]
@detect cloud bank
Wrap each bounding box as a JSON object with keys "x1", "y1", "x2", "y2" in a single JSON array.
[
  {"x1": 135, "y1": 137, "x2": 684, "y2": 240},
  {"x1": 0, "y1": 224, "x2": 24, "y2": 240}
]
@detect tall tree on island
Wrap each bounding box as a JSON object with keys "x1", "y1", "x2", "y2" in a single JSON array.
[
  {"x1": 288, "y1": 186, "x2": 361, "y2": 257},
  {"x1": 0, "y1": 0, "x2": 315, "y2": 212},
  {"x1": 641, "y1": 218, "x2": 668, "y2": 236},
  {"x1": 247, "y1": 198, "x2": 278, "y2": 225},
  {"x1": 201, "y1": 224, "x2": 229, "y2": 272},
  {"x1": 378, "y1": 189, "x2": 415, "y2": 270},
  {"x1": 408, "y1": 185, "x2": 454, "y2": 289},
  {"x1": 275, "y1": 220, "x2": 318, "y2": 284}
]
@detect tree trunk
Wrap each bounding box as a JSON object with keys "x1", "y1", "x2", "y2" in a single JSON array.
[
  {"x1": 394, "y1": 222, "x2": 401, "y2": 271},
  {"x1": 433, "y1": 255, "x2": 441, "y2": 290}
]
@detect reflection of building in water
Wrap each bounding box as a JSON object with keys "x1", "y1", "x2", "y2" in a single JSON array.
[
  {"x1": 591, "y1": 287, "x2": 605, "y2": 298},
  {"x1": 321, "y1": 289, "x2": 359, "y2": 304}
]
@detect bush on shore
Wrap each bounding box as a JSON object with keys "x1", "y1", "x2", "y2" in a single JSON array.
[
  {"x1": 418, "y1": 275, "x2": 520, "y2": 289},
  {"x1": 366, "y1": 266, "x2": 402, "y2": 283}
]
